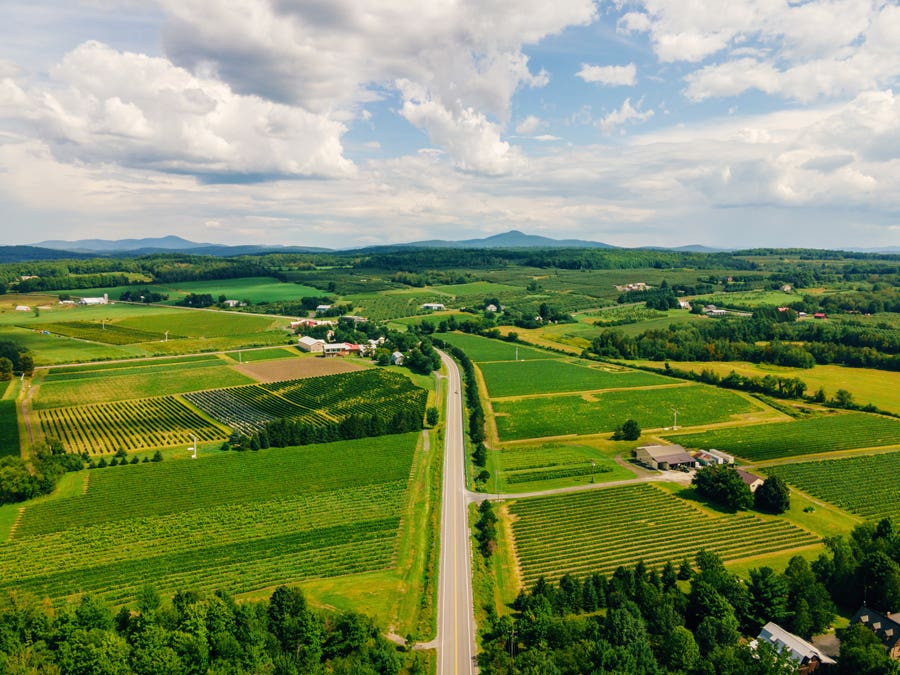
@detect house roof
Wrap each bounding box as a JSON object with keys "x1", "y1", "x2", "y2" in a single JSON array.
[
  {"x1": 757, "y1": 622, "x2": 836, "y2": 665},
  {"x1": 852, "y1": 606, "x2": 900, "y2": 649},
  {"x1": 637, "y1": 445, "x2": 694, "y2": 465},
  {"x1": 736, "y1": 467, "x2": 763, "y2": 486},
  {"x1": 298, "y1": 336, "x2": 323, "y2": 346}
]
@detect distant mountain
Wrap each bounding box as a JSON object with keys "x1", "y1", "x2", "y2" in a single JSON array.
[
  {"x1": 30, "y1": 236, "x2": 330, "y2": 256},
  {"x1": 0, "y1": 246, "x2": 95, "y2": 264},
  {"x1": 642, "y1": 244, "x2": 728, "y2": 253},
  {"x1": 401, "y1": 229, "x2": 617, "y2": 249}
]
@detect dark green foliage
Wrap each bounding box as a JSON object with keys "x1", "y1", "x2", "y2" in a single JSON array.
[
  {"x1": 612, "y1": 418, "x2": 641, "y2": 441},
  {"x1": 475, "y1": 500, "x2": 498, "y2": 558},
  {"x1": 692, "y1": 464, "x2": 753, "y2": 511},
  {"x1": 754, "y1": 475, "x2": 791, "y2": 514},
  {"x1": 426, "y1": 406, "x2": 439, "y2": 426},
  {"x1": 151, "y1": 451, "x2": 163, "y2": 462}
]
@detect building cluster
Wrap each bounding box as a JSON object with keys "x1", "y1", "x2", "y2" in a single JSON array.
[{"x1": 633, "y1": 444, "x2": 764, "y2": 490}]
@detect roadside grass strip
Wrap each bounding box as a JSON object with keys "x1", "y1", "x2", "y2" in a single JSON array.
[
  {"x1": 508, "y1": 483, "x2": 819, "y2": 586},
  {"x1": 667, "y1": 412, "x2": 900, "y2": 461},
  {"x1": 479, "y1": 358, "x2": 676, "y2": 398},
  {"x1": 768, "y1": 453, "x2": 900, "y2": 523},
  {"x1": 494, "y1": 385, "x2": 756, "y2": 441},
  {"x1": 2, "y1": 434, "x2": 418, "y2": 604},
  {"x1": 438, "y1": 332, "x2": 556, "y2": 362},
  {"x1": 37, "y1": 396, "x2": 224, "y2": 454}
]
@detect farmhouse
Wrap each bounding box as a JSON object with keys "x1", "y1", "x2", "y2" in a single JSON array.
[
  {"x1": 391, "y1": 351, "x2": 404, "y2": 365},
  {"x1": 322, "y1": 342, "x2": 350, "y2": 357},
  {"x1": 421, "y1": 302, "x2": 446, "y2": 311},
  {"x1": 80, "y1": 293, "x2": 109, "y2": 305},
  {"x1": 851, "y1": 606, "x2": 900, "y2": 658},
  {"x1": 297, "y1": 336, "x2": 325, "y2": 353},
  {"x1": 736, "y1": 468, "x2": 764, "y2": 492},
  {"x1": 634, "y1": 444, "x2": 696, "y2": 471},
  {"x1": 753, "y1": 622, "x2": 835, "y2": 672}
]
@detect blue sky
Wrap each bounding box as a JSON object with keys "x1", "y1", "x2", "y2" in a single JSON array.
[{"x1": 0, "y1": 0, "x2": 898, "y2": 250}]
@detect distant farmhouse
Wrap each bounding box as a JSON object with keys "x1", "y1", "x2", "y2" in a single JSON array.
[
  {"x1": 753, "y1": 622, "x2": 835, "y2": 672},
  {"x1": 634, "y1": 444, "x2": 696, "y2": 471},
  {"x1": 80, "y1": 293, "x2": 109, "y2": 305},
  {"x1": 851, "y1": 606, "x2": 900, "y2": 658}
]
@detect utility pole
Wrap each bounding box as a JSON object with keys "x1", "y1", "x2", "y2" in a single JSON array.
[
  {"x1": 591, "y1": 460, "x2": 596, "y2": 483},
  {"x1": 672, "y1": 408, "x2": 678, "y2": 430}
]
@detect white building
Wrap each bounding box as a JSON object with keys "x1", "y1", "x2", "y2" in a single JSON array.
[
  {"x1": 753, "y1": 622, "x2": 835, "y2": 670},
  {"x1": 391, "y1": 351, "x2": 404, "y2": 365},
  {"x1": 634, "y1": 444, "x2": 696, "y2": 470},
  {"x1": 80, "y1": 293, "x2": 109, "y2": 305},
  {"x1": 421, "y1": 303, "x2": 446, "y2": 311},
  {"x1": 297, "y1": 336, "x2": 325, "y2": 353},
  {"x1": 315, "y1": 304, "x2": 332, "y2": 315}
]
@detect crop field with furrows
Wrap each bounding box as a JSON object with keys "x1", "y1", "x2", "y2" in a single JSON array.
[
  {"x1": 31, "y1": 320, "x2": 178, "y2": 344},
  {"x1": 1, "y1": 433, "x2": 419, "y2": 604},
  {"x1": 508, "y1": 484, "x2": 820, "y2": 586},
  {"x1": 667, "y1": 412, "x2": 900, "y2": 461},
  {"x1": 438, "y1": 332, "x2": 557, "y2": 362},
  {"x1": 35, "y1": 357, "x2": 253, "y2": 408},
  {"x1": 429, "y1": 281, "x2": 525, "y2": 297},
  {"x1": 478, "y1": 359, "x2": 678, "y2": 398},
  {"x1": 493, "y1": 385, "x2": 758, "y2": 441},
  {"x1": 36, "y1": 396, "x2": 225, "y2": 454},
  {"x1": 767, "y1": 453, "x2": 900, "y2": 523},
  {"x1": 185, "y1": 368, "x2": 426, "y2": 434}
]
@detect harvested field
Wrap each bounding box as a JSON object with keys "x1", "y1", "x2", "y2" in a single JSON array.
[{"x1": 233, "y1": 356, "x2": 367, "y2": 383}]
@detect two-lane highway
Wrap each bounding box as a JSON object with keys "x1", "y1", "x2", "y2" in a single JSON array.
[{"x1": 436, "y1": 349, "x2": 477, "y2": 674}]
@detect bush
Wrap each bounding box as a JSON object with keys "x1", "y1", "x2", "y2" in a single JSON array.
[
  {"x1": 693, "y1": 465, "x2": 753, "y2": 511},
  {"x1": 754, "y1": 476, "x2": 791, "y2": 514}
]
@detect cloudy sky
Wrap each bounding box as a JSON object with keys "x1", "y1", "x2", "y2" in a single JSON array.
[{"x1": 1, "y1": 0, "x2": 899, "y2": 250}]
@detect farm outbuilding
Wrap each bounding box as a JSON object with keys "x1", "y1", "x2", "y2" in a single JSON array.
[
  {"x1": 634, "y1": 444, "x2": 696, "y2": 470},
  {"x1": 753, "y1": 622, "x2": 835, "y2": 672},
  {"x1": 421, "y1": 303, "x2": 445, "y2": 311},
  {"x1": 297, "y1": 336, "x2": 325, "y2": 353}
]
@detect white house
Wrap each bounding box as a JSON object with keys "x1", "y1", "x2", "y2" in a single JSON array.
[
  {"x1": 421, "y1": 303, "x2": 446, "y2": 311},
  {"x1": 753, "y1": 622, "x2": 835, "y2": 670},
  {"x1": 391, "y1": 351, "x2": 404, "y2": 365},
  {"x1": 80, "y1": 293, "x2": 109, "y2": 305},
  {"x1": 297, "y1": 336, "x2": 325, "y2": 353}
]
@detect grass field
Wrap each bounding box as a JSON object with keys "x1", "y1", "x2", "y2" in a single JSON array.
[
  {"x1": 507, "y1": 483, "x2": 820, "y2": 585},
  {"x1": 0, "y1": 433, "x2": 420, "y2": 607},
  {"x1": 223, "y1": 347, "x2": 300, "y2": 362},
  {"x1": 667, "y1": 412, "x2": 900, "y2": 461},
  {"x1": 439, "y1": 332, "x2": 556, "y2": 362},
  {"x1": 35, "y1": 357, "x2": 254, "y2": 408},
  {"x1": 631, "y1": 359, "x2": 900, "y2": 415},
  {"x1": 496, "y1": 442, "x2": 634, "y2": 491},
  {"x1": 493, "y1": 384, "x2": 760, "y2": 441},
  {"x1": 478, "y1": 359, "x2": 677, "y2": 398},
  {"x1": 768, "y1": 453, "x2": 900, "y2": 524},
  {"x1": 429, "y1": 281, "x2": 525, "y2": 297}
]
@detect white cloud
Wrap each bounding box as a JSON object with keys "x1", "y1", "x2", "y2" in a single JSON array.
[
  {"x1": 597, "y1": 98, "x2": 654, "y2": 133},
  {"x1": 617, "y1": 12, "x2": 651, "y2": 34},
  {"x1": 534, "y1": 134, "x2": 562, "y2": 142},
  {"x1": 516, "y1": 115, "x2": 544, "y2": 135},
  {"x1": 0, "y1": 41, "x2": 354, "y2": 178},
  {"x1": 577, "y1": 63, "x2": 637, "y2": 86}
]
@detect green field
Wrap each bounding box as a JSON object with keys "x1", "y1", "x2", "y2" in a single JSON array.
[
  {"x1": 508, "y1": 483, "x2": 820, "y2": 585},
  {"x1": 493, "y1": 385, "x2": 759, "y2": 441},
  {"x1": 0, "y1": 381, "x2": 19, "y2": 457},
  {"x1": 0, "y1": 433, "x2": 419, "y2": 605},
  {"x1": 668, "y1": 412, "x2": 900, "y2": 461},
  {"x1": 768, "y1": 453, "x2": 900, "y2": 524},
  {"x1": 496, "y1": 442, "x2": 633, "y2": 491},
  {"x1": 429, "y1": 281, "x2": 525, "y2": 297},
  {"x1": 223, "y1": 347, "x2": 300, "y2": 362},
  {"x1": 478, "y1": 359, "x2": 676, "y2": 398},
  {"x1": 439, "y1": 332, "x2": 556, "y2": 362},
  {"x1": 37, "y1": 395, "x2": 227, "y2": 454},
  {"x1": 36, "y1": 357, "x2": 253, "y2": 408}
]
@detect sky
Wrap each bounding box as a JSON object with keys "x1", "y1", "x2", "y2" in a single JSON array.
[{"x1": 0, "y1": 0, "x2": 899, "y2": 251}]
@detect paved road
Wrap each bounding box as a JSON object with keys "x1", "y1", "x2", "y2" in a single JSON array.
[{"x1": 436, "y1": 350, "x2": 477, "y2": 674}]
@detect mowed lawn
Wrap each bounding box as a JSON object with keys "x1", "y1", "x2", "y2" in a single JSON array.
[
  {"x1": 509, "y1": 483, "x2": 819, "y2": 585},
  {"x1": 479, "y1": 359, "x2": 677, "y2": 398},
  {"x1": 439, "y1": 332, "x2": 556, "y2": 362},
  {"x1": 0, "y1": 433, "x2": 420, "y2": 606},
  {"x1": 668, "y1": 412, "x2": 900, "y2": 462},
  {"x1": 768, "y1": 453, "x2": 900, "y2": 524},
  {"x1": 35, "y1": 357, "x2": 254, "y2": 408},
  {"x1": 493, "y1": 384, "x2": 758, "y2": 441}
]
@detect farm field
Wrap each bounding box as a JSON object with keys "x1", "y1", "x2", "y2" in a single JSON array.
[
  {"x1": 439, "y1": 332, "x2": 556, "y2": 362},
  {"x1": 223, "y1": 346, "x2": 299, "y2": 362},
  {"x1": 231, "y1": 354, "x2": 366, "y2": 383},
  {"x1": 34, "y1": 356, "x2": 254, "y2": 408},
  {"x1": 630, "y1": 359, "x2": 900, "y2": 415},
  {"x1": 507, "y1": 483, "x2": 820, "y2": 586},
  {"x1": 343, "y1": 292, "x2": 453, "y2": 321},
  {"x1": 493, "y1": 384, "x2": 762, "y2": 441},
  {"x1": 667, "y1": 412, "x2": 900, "y2": 462},
  {"x1": 478, "y1": 358, "x2": 677, "y2": 398},
  {"x1": 496, "y1": 442, "x2": 634, "y2": 491},
  {"x1": 768, "y1": 453, "x2": 900, "y2": 524},
  {"x1": 0, "y1": 381, "x2": 19, "y2": 457},
  {"x1": 0, "y1": 433, "x2": 419, "y2": 608},
  {"x1": 429, "y1": 281, "x2": 524, "y2": 297},
  {"x1": 37, "y1": 395, "x2": 226, "y2": 454}
]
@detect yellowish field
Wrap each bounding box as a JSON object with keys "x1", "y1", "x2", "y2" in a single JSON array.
[{"x1": 631, "y1": 359, "x2": 899, "y2": 414}]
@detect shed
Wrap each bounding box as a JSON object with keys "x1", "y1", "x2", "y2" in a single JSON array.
[
  {"x1": 297, "y1": 336, "x2": 325, "y2": 353},
  {"x1": 634, "y1": 444, "x2": 696, "y2": 470}
]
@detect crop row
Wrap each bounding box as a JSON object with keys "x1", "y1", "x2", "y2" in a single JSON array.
[
  {"x1": 668, "y1": 412, "x2": 900, "y2": 461},
  {"x1": 509, "y1": 484, "x2": 819, "y2": 585},
  {"x1": 505, "y1": 464, "x2": 610, "y2": 484},
  {"x1": 37, "y1": 396, "x2": 224, "y2": 454},
  {"x1": 44, "y1": 354, "x2": 221, "y2": 381},
  {"x1": 35, "y1": 321, "x2": 180, "y2": 345},
  {"x1": 768, "y1": 453, "x2": 900, "y2": 523}
]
